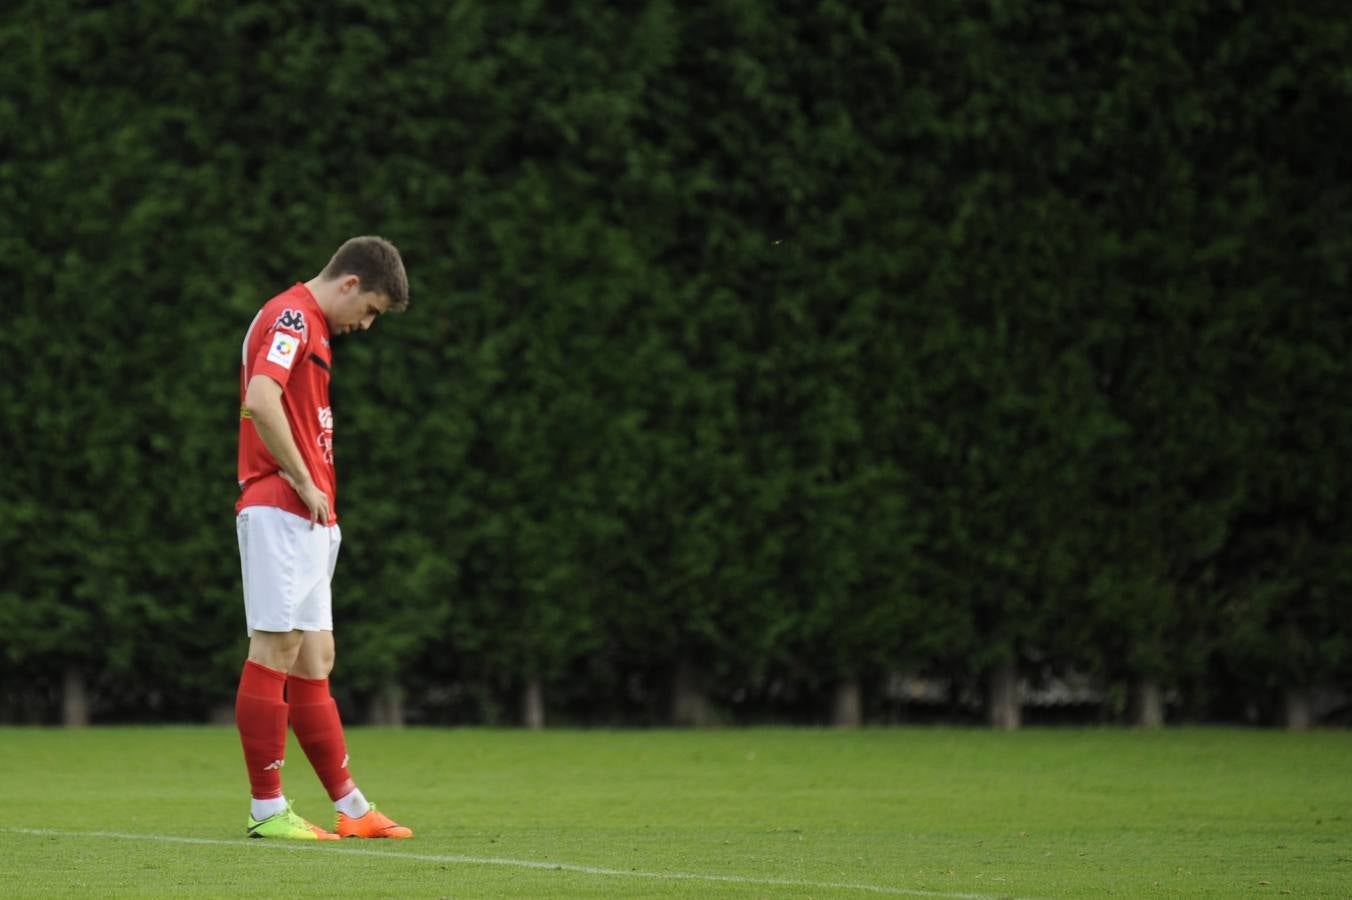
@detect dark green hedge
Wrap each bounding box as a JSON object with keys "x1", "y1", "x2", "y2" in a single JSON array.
[{"x1": 2, "y1": 0, "x2": 1349, "y2": 723}]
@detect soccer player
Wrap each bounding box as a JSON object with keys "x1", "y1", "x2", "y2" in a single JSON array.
[{"x1": 234, "y1": 236, "x2": 413, "y2": 840}]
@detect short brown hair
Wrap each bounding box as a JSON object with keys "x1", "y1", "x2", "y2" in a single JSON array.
[{"x1": 322, "y1": 236, "x2": 409, "y2": 312}]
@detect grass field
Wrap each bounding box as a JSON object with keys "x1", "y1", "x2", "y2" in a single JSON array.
[{"x1": 0, "y1": 727, "x2": 1348, "y2": 897}]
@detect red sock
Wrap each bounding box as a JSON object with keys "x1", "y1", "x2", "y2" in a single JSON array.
[
  {"x1": 235, "y1": 660, "x2": 288, "y2": 800},
  {"x1": 287, "y1": 675, "x2": 356, "y2": 801}
]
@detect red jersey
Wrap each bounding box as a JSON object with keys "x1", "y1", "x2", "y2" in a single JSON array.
[{"x1": 236, "y1": 284, "x2": 338, "y2": 524}]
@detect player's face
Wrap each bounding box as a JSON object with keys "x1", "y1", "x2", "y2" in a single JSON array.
[{"x1": 333, "y1": 283, "x2": 392, "y2": 335}]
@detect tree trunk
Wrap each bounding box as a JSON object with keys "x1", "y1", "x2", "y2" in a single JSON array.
[
  {"x1": 63, "y1": 665, "x2": 89, "y2": 728},
  {"x1": 986, "y1": 661, "x2": 1020, "y2": 730},
  {"x1": 368, "y1": 681, "x2": 405, "y2": 727},
  {"x1": 1281, "y1": 687, "x2": 1312, "y2": 731},
  {"x1": 831, "y1": 679, "x2": 862, "y2": 728},
  {"x1": 1130, "y1": 679, "x2": 1164, "y2": 728},
  {"x1": 522, "y1": 677, "x2": 545, "y2": 730},
  {"x1": 671, "y1": 659, "x2": 711, "y2": 726}
]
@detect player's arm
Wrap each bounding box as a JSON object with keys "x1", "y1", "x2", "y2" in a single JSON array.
[{"x1": 243, "y1": 374, "x2": 330, "y2": 527}]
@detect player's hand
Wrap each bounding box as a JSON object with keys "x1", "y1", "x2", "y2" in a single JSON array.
[{"x1": 280, "y1": 471, "x2": 330, "y2": 529}]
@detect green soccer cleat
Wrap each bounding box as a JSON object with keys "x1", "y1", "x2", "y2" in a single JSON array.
[{"x1": 246, "y1": 802, "x2": 340, "y2": 840}]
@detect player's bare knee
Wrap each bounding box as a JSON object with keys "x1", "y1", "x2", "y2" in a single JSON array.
[
  {"x1": 290, "y1": 631, "x2": 335, "y2": 679},
  {"x1": 248, "y1": 629, "x2": 304, "y2": 673}
]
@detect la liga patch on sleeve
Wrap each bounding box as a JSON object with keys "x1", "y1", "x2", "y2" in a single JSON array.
[{"x1": 266, "y1": 332, "x2": 300, "y2": 368}]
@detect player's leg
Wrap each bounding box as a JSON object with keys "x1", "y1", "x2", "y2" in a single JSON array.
[
  {"x1": 285, "y1": 524, "x2": 412, "y2": 838},
  {"x1": 289, "y1": 634, "x2": 412, "y2": 839},
  {"x1": 235, "y1": 633, "x2": 292, "y2": 810},
  {"x1": 235, "y1": 507, "x2": 338, "y2": 840},
  {"x1": 288, "y1": 630, "x2": 358, "y2": 807}
]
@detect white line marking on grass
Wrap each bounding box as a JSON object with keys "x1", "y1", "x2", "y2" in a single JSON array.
[{"x1": 1, "y1": 827, "x2": 1006, "y2": 899}]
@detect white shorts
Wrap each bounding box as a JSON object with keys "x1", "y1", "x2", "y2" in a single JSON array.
[{"x1": 236, "y1": 506, "x2": 341, "y2": 636}]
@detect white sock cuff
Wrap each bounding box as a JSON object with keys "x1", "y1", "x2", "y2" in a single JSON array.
[
  {"x1": 251, "y1": 795, "x2": 288, "y2": 820},
  {"x1": 334, "y1": 787, "x2": 369, "y2": 818}
]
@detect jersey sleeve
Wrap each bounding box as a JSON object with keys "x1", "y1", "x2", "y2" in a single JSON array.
[{"x1": 248, "y1": 306, "x2": 312, "y2": 390}]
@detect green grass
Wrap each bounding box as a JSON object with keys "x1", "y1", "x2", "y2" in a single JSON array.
[{"x1": 0, "y1": 727, "x2": 1348, "y2": 897}]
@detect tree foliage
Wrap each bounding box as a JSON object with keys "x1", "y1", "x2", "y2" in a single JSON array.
[{"x1": 2, "y1": 0, "x2": 1349, "y2": 724}]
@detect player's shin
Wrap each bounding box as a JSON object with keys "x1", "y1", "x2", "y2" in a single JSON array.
[
  {"x1": 287, "y1": 674, "x2": 363, "y2": 811},
  {"x1": 235, "y1": 660, "x2": 289, "y2": 800}
]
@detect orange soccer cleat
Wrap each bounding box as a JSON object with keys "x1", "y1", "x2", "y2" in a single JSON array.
[{"x1": 336, "y1": 804, "x2": 413, "y2": 839}]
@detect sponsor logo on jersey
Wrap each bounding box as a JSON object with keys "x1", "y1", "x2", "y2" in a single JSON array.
[
  {"x1": 276, "y1": 308, "x2": 306, "y2": 332},
  {"x1": 266, "y1": 332, "x2": 300, "y2": 368},
  {"x1": 318, "y1": 406, "x2": 334, "y2": 463}
]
